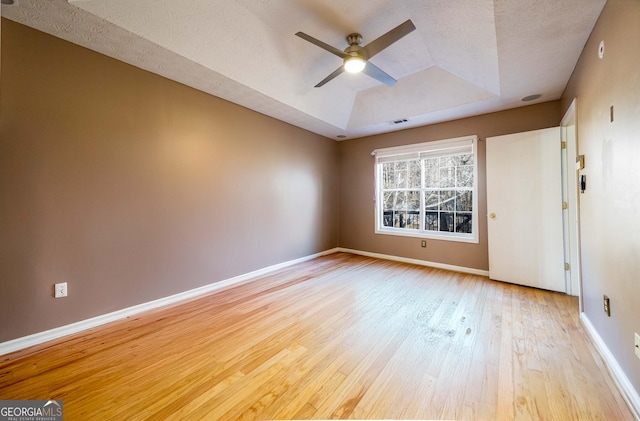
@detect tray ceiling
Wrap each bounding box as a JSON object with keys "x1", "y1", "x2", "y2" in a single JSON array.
[{"x1": 2, "y1": 0, "x2": 605, "y2": 139}]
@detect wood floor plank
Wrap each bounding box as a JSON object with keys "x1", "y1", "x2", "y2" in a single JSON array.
[{"x1": 0, "y1": 253, "x2": 635, "y2": 420}]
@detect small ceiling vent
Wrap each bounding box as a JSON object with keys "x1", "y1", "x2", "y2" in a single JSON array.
[
  {"x1": 390, "y1": 118, "x2": 409, "y2": 125},
  {"x1": 521, "y1": 94, "x2": 541, "y2": 102}
]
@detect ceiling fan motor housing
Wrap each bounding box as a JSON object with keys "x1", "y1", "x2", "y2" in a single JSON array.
[
  {"x1": 346, "y1": 33, "x2": 363, "y2": 47},
  {"x1": 344, "y1": 33, "x2": 366, "y2": 72}
]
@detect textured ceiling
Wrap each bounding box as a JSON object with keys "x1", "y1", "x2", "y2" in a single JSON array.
[{"x1": 2, "y1": 0, "x2": 605, "y2": 140}]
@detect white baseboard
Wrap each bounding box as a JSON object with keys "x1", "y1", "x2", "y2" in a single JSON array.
[
  {"x1": 581, "y1": 313, "x2": 640, "y2": 420},
  {"x1": 336, "y1": 247, "x2": 490, "y2": 277},
  {"x1": 0, "y1": 248, "x2": 340, "y2": 357}
]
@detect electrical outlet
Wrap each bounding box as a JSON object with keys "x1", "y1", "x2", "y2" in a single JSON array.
[
  {"x1": 635, "y1": 333, "x2": 640, "y2": 360},
  {"x1": 54, "y1": 282, "x2": 68, "y2": 298},
  {"x1": 603, "y1": 295, "x2": 610, "y2": 317},
  {"x1": 421, "y1": 240, "x2": 427, "y2": 248}
]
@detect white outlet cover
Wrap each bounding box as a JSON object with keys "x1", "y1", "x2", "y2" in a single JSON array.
[
  {"x1": 635, "y1": 333, "x2": 640, "y2": 360},
  {"x1": 55, "y1": 282, "x2": 68, "y2": 298}
]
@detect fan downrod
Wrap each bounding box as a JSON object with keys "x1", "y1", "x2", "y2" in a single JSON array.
[{"x1": 346, "y1": 33, "x2": 363, "y2": 46}]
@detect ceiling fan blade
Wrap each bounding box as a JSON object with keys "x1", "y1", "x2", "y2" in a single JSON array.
[
  {"x1": 295, "y1": 32, "x2": 348, "y2": 59},
  {"x1": 315, "y1": 65, "x2": 345, "y2": 87},
  {"x1": 361, "y1": 19, "x2": 416, "y2": 59},
  {"x1": 362, "y1": 61, "x2": 397, "y2": 86}
]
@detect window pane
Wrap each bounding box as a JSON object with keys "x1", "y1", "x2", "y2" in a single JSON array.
[
  {"x1": 439, "y1": 212, "x2": 454, "y2": 232},
  {"x1": 439, "y1": 166, "x2": 455, "y2": 188},
  {"x1": 408, "y1": 160, "x2": 421, "y2": 188},
  {"x1": 441, "y1": 190, "x2": 455, "y2": 211},
  {"x1": 383, "y1": 191, "x2": 394, "y2": 210},
  {"x1": 425, "y1": 211, "x2": 439, "y2": 231},
  {"x1": 456, "y1": 213, "x2": 472, "y2": 233},
  {"x1": 456, "y1": 165, "x2": 474, "y2": 188},
  {"x1": 424, "y1": 158, "x2": 439, "y2": 187},
  {"x1": 383, "y1": 163, "x2": 395, "y2": 189},
  {"x1": 408, "y1": 191, "x2": 420, "y2": 211},
  {"x1": 441, "y1": 156, "x2": 455, "y2": 168},
  {"x1": 457, "y1": 191, "x2": 472, "y2": 211},
  {"x1": 405, "y1": 211, "x2": 419, "y2": 230},
  {"x1": 382, "y1": 191, "x2": 394, "y2": 227},
  {"x1": 395, "y1": 161, "x2": 407, "y2": 188},
  {"x1": 395, "y1": 191, "x2": 407, "y2": 210},
  {"x1": 454, "y1": 154, "x2": 474, "y2": 166},
  {"x1": 383, "y1": 210, "x2": 394, "y2": 227},
  {"x1": 406, "y1": 191, "x2": 420, "y2": 230},
  {"x1": 382, "y1": 211, "x2": 393, "y2": 227},
  {"x1": 425, "y1": 192, "x2": 440, "y2": 211}
]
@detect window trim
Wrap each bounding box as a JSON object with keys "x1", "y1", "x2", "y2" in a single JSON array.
[{"x1": 372, "y1": 135, "x2": 479, "y2": 244}]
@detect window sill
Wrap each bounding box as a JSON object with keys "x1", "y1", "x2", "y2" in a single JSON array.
[{"x1": 375, "y1": 228, "x2": 479, "y2": 244}]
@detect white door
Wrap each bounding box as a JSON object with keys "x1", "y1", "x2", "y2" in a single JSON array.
[{"x1": 486, "y1": 127, "x2": 566, "y2": 292}]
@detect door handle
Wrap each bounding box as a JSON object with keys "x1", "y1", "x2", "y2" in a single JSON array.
[{"x1": 489, "y1": 213, "x2": 496, "y2": 219}]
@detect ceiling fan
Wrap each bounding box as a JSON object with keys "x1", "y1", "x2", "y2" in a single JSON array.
[{"x1": 295, "y1": 19, "x2": 416, "y2": 88}]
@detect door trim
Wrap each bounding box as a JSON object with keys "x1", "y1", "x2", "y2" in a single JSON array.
[{"x1": 560, "y1": 99, "x2": 582, "y2": 306}]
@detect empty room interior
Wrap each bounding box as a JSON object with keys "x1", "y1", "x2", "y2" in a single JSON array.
[{"x1": 1, "y1": 0, "x2": 639, "y2": 420}]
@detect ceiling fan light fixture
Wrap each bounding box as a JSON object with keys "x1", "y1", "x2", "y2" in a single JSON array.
[
  {"x1": 344, "y1": 56, "x2": 366, "y2": 73},
  {"x1": 296, "y1": 20, "x2": 415, "y2": 87}
]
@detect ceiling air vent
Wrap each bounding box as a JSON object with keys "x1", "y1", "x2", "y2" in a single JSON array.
[{"x1": 390, "y1": 118, "x2": 409, "y2": 125}]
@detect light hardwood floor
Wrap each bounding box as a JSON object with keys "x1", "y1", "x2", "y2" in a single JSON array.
[{"x1": 0, "y1": 253, "x2": 634, "y2": 420}]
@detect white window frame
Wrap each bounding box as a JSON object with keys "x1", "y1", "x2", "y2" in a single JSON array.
[{"x1": 372, "y1": 135, "x2": 479, "y2": 243}]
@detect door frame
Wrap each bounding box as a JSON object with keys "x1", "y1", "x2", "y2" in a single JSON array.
[{"x1": 560, "y1": 99, "x2": 582, "y2": 308}]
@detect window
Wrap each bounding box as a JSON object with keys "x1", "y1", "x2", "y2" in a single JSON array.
[{"x1": 373, "y1": 135, "x2": 478, "y2": 243}]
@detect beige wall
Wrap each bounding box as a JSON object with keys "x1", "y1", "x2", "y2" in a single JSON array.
[
  {"x1": 561, "y1": 0, "x2": 640, "y2": 393},
  {"x1": 0, "y1": 19, "x2": 339, "y2": 342},
  {"x1": 338, "y1": 102, "x2": 561, "y2": 270}
]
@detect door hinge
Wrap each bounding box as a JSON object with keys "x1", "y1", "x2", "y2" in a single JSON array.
[
  {"x1": 561, "y1": 141, "x2": 567, "y2": 149},
  {"x1": 564, "y1": 262, "x2": 571, "y2": 271},
  {"x1": 562, "y1": 202, "x2": 568, "y2": 210}
]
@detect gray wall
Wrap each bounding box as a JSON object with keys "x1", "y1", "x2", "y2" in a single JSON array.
[
  {"x1": 0, "y1": 19, "x2": 339, "y2": 342},
  {"x1": 561, "y1": 0, "x2": 640, "y2": 395},
  {"x1": 338, "y1": 102, "x2": 561, "y2": 271}
]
